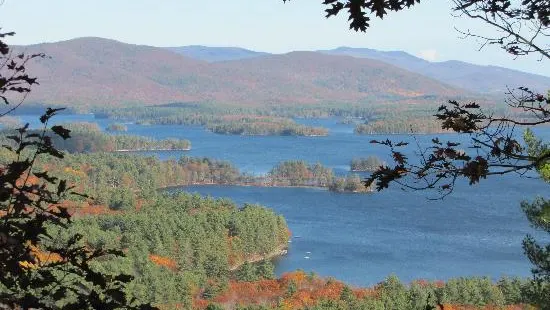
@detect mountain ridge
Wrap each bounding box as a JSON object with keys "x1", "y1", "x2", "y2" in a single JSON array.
[
  {"x1": 319, "y1": 47, "x2": 550, "y2": 94},
  {"x1": 165, "y1": 44, "x2": 550, "y2": 94},
  {"x1": 12, "y1": 37, "x2": 468, "y2": 108}
]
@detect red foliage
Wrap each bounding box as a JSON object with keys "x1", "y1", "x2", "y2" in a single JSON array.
[
  {"x1": 149, "y1": 254, "x2": 178, "y2": 271},
  {"x1": 192, "y1": 273, "x2": 529, "y2": 310}
]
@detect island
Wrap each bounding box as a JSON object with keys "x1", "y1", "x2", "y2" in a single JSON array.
[
  {"x1": 350, "y1": 156, "x2": 385, "y2": 172},
  {"x1": 106, "y1": 122, "x2": 128, "y2": 132},
  {"x1": 355, "y1": 118, "x2": 448, "y2": 134}
]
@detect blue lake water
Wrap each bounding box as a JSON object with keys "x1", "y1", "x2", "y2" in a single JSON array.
[{"x1": 14, "y1": 113, "x2": 550, "y2": 286}]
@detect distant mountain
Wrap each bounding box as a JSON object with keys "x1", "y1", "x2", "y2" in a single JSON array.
[
  {"x1": 16, "y1": 37, "x2": 209, "y2": 107},
  {"x1": 165, "y1": 45, "x2": 270, "y2": 62},
  {"x1": 14, "y1": 37, "x2": 465, "y2": 108},
  {"x1": 214, "y1": 52, "x2": 463, "y2": 105},
  {"x1": 320, "y1": 47, "x2": 550, "y2": 94}
]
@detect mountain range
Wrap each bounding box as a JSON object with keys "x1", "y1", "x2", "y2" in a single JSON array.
[
  {"x1": 13, "y1": 37, "x2": 550, "y2": 108},
  {"x1": 172, "y1": 45, "x2": 550, "y2": 95}
]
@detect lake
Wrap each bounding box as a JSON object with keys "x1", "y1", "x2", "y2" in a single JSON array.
[{"x1": 15, "y1": 113, "x2": 550, "y2": 286}]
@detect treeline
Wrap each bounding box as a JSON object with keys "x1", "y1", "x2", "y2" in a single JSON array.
[
  {"x1": 197, "y1": 272, "x2": 541, "y2": 309},
  {"x1": 94, "y1": 106, "x2": 329, "y2": 136},
  {"x1": 92, "y1": 100, "x2": 510, "y2": 136},
  {"x1": 0, "y1": 147, "x2": 371, "y2": 210},
  {"x1": 93, "y1": 103, "x2": 379, "y2": 123},
  {"x1": 0, "y1": 122, "x2": 191, "y2": 153},
  {"x1": 355, "y1": 118, "x2": 449, "y2": 135},
  {"x1": 268, "y1": 161, "x2": 372, "y2": 193},
  {"x1": 350, "y1": 156, "x2": 385, "y2": 172},
  {"x1": 33, "y1": 153, "x2": 243, "y2": 207},
  {"x1": 63, "y1": 122, "x2": 191, "y2": 152},
  {"x1": 51, "y1": 192, "x2": 289, "y2": 307},
  {"x1": 0, "y1": 139, "x2": 290, "y2": 306},
  {"x1": 208, "y1": 117, "x2": 328, "y2": 136}
]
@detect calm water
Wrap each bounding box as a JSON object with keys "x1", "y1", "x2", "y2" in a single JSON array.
[{"x1": 16, "y1": 114, "x2": 550, "y2": 286}]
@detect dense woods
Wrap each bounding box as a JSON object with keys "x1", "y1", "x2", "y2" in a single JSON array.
[
  {"x1": 194, "y1": 271, "x2": 538, "y2": 309},
  {"x1": 53, "y1": 193, "x2": 290, "y2": 306},
  {"x1": 355, "y1": 118, "x2": 449, "y2": 135},
  {"x1": 0, "y1": 122, "x2": 191, "y2": 153},
  {"x1": 269, "y1": 161, "x2": 372, "y2": 193},
  {"x1": 95, "y1": 106, "x2": 329, "y2": 136},
  {"x1": 0, "y1": 124, "x2": 542, "y2": 308},
  {"x1": 94, "y1": 104, "x2": 380, "y2": 124},
  {"x1": 208, "y1": 116, "x2": 328, "y2": 136}
]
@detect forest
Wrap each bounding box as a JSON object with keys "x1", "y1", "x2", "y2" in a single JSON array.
[
  {"x1": 95, "y1": 106, "x2": 329, "y2": 136},
  {"x1": 350, "y1": 156, "x2": 384, "y2": 172},
  {"x1": 194, "y1": 271, "x2": 538, "y2": 309},
  {"x1": 0, "y1": 122, "x2": 544, "y2": 309},
  {"x1": 354, "y1": 118, "x2": 449, "y2": 135},
  {"x1": 51, "y1": 192, "x2": 290, "y2": 307},
  {"x1": 207, "y1": 116, "x2": 328, "y2": 136},
  {"x1": 94, "y1": 103, "x2": 497, "y2": 137},
  {"x1": 0, "y1": 122, "x2": 191, "y2": 153},
  {"x1": 268, "y1": 161, "x2": 372, "y2": 193}
]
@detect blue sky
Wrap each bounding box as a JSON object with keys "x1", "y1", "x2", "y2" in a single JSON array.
[{"x1": 1, "y1": 0, "x2": 548, "y2": 76}]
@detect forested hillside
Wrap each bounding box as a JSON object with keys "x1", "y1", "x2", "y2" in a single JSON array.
[
  {"x1": 56, "y1": 193, "x2": 289, "y2": 307},
  {"x1": 17, "y1": 37, "x2": 466, "y2": 108}
]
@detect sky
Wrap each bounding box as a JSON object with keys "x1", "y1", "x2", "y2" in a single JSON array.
[{"x1": 0, "y1": 0, "x2": 548, "y2": 76}]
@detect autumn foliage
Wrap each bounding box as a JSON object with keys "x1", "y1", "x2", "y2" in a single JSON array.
[
  {"x1": 149, "y1": 254, "x2": 178, "y2": 271},
  {"x1": 189, "y1": 270, "x2": 534, "y2": 310},
  {"x1": 192, "y1": 271, "x2": 374, "y2": 310}
]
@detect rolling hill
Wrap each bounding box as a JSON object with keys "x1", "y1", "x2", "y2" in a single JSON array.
[
  {"x1": 319, "y1": 47, "x2": 550, "y2": 94},
  {"x1": 166, "y1": 45, "x2": 550, "y2": 94},
  {"x1": 14, "y1": 37, "x2": 466, "y2": 108}
]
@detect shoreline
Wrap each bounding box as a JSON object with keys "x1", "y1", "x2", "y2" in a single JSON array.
[
  {"x1": 229, "y1": 244, "x2": 289, "y2": 271},
  {"x1": 161, "y1": 182, "x2": 330, "y2": 191},
  {"x1": 115, "y1": 148, "x2": 191, "y2": 152},
  {"x1": 161, "y1": 182, "x2": 373, "y2": 194}
]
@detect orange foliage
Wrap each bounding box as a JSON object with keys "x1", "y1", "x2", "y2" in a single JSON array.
[
  {"x1": 192, "y1": 299, "x2": 209, "y2": 309},
  {"x1": 19, "y1": 243, "x2": 63, "y2": 270},
  {"x1": 219, "y1": 280, "x2": 283, "y2": 306},
  {"x1": 149, "y1": 254, "x2": 178, "y2": 271},
  {"x1": 193, "y1": 272, "x2": 353, "y2": 310},
  {"x1": 280, "y1": 270, "x2": 307, "y2": 285},
  {"x1": 193, "y1": 272, "x2": 530, "y2": 310},
  {"x1": 15, "y1": 174, "x2": 40, "y2": 187}
]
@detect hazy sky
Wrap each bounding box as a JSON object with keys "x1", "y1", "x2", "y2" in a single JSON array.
[{"x1": 1, "y1": 0, "x2": 548, "y2": 76}]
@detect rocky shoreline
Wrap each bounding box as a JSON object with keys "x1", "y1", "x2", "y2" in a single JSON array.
[{"x1": 229, "y1": 244, "x2": 289, "y2": 271}]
